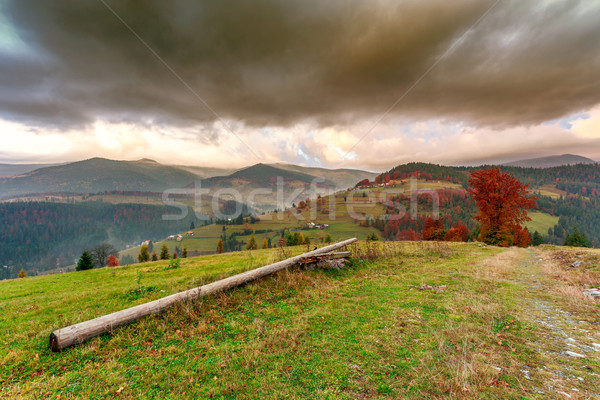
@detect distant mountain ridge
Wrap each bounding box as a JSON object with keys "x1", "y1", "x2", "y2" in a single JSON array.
[
  {"x1": 0, "y1": 158, "x2": 377, "y2": 203},
  {"x1": 0, "y1": 158, "x2": 199, "y2": 198},
  {"x1": 0, "y1": 163, "x2": 60, "y2": 178},
  {"x1": 502, "y1": 154, "x2": 595, "y2": 168}
]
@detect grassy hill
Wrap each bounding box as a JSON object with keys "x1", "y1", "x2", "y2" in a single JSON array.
[{"x1": 2, "y1": 242, "x2": 599, "y2": 398}]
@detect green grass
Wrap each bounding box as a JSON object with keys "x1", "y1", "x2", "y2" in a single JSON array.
[
  {"x1": 525, "y1": 211, "x2": 559, "y2": 234},
  {"x1": 3, "y1": 242, "x2": 599, "y2": 398}
]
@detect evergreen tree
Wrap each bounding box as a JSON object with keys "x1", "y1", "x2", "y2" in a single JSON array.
[
  {"x1": 17, "y1": 268, "x2": 27, "y2": 278},
  {"x1": 138, "y1": 245, "x2": 150, "y2": 263},
  {"x1": 262, "y1": 238, "x2": 268, "y2": 249},
  {"x1": 160, "y1": 244, "x2": 170, "y2": 260},
  {"x1": 565, "y1": 227, "x2": 589, "y2": 247},
  {"x1": 324, "y1": 234, "x2": 333, "y2": 244},
  {"x1": 151, "y1": 251, "x2": 158, "y2": 261},
  {"x1": 76, "y1": 250, "x2": 95, "y2": 271},
  {"x1": 217, "y1": 238, "x2": 224, "y2": 254},
  {"x1": 182, "y1": 246, "x2": 188, "y2": 258},
  {"x1": 531, "y1": 231, "x2": 544, "y2": 246},
  {"x1": 190, "y1": 221, "x2": 195, "y2": 230}
]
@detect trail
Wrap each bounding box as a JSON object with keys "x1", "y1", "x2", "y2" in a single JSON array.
[{"x1": 491, "y1": 248, "x2": 600, "y2": 398}]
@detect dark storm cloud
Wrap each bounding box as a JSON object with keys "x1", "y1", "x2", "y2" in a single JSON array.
[{"x1": 2, "y1": 0, "x2": 600, "y2": 130}]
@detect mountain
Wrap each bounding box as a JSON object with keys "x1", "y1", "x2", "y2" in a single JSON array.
[
  {"x1": 502, "y1": 154, "x2": 595, "y2": 168},
  {"x1": 0, "y1": 158, "x2": 199, "y2": 198},
  {"x1": 198, "y1": 163, "x2": 340, "y2": 211},
  {"x1": 269, "y1": 163, "x2": 379, "y2": 190},
  {"x1": 0, "y1": 163, "x2": 59, "y2": 178}
]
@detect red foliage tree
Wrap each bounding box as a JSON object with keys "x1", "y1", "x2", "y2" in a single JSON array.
[
  {"x1": 513, "y1": 225, "x2": 531, "y2": 248},
  {"x1": 468, "y1": 168, "x2": 537, "y2": 246},
  {"x1": 444, "y1": 224, "x2": 469, "y2": 242},
  {"x1": 106, "y1": 255, "x2": 120, "y2": 267},
  {"x1": 422, "y1": 217, "x2": 445, "y2": 241}
]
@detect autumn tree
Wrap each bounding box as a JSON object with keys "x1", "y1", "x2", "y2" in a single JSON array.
[
  {"x1": 217, "y1": 238, "x2": 224, "y2": 254},
  {"x1": 77, "y1": 250, "x2": 95, "y2": 271},
  {"x1": 422, "y1": 218, "x2": 445, "y2": 241},
  {"x1": 17, "y1": 268, "x2": 27, "y2": 278},
  {"x1": 106, "y1": 255, "x2": 120, "y2": 267},
  {"x1": 138, "y1": 245, "x2": 150, "y2": 263},
  {"x1": 262, "y1": 238, "x2": 268, "y2": 249},
  {"x1": 468, "y1": 168, "x2": 536, "y2": 246},
  {"x1": 246, "y1": 234, "x2": 257, "y2": 250},
  {"x1": 444, "y1": 224, "x2": 469, "y2": 242},
  {"x1": 160, "y1": 244, "x2": 170, "y2": 260},
  {"x1": 151, "y1": 251, "x2": 158, "y2": 261}
]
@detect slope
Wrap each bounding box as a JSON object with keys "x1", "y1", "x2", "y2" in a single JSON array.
[
  {"x1": 503, "y1": 154, "x2": 596, "y2": 168},
  {"x1": 2, "y1": 243, "x2": 599, "y2": 398},
  {"x1": 0, "y1": 158, "x2": 199, "y2": 198}
]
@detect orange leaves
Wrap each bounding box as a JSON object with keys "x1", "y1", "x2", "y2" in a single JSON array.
[{"x1": 468, "y1": 168, "x2": 537, "y2": 246}]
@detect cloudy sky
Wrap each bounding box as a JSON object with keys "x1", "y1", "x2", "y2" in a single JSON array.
[{"x1": 1, "y1": 0, "x2": 599, "y2": 170}]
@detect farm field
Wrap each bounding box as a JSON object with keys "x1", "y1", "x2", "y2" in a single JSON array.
[{"x1": 2, "y1": 242, "x2": 599, "y2": 399}]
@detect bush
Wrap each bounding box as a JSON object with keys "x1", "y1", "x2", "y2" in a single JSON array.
[
  {"x1": 17, "y1": 268, "x2": 27, "y2": 278},
  {"x1": 106, "y1": 255, "x2": 120, "y2": 267}
]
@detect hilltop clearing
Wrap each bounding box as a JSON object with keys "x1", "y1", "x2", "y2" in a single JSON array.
[{"x1": 1, "y1": 242, "x2": 599, "y2": 398}]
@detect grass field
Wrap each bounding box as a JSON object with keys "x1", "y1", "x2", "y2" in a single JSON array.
[
  {"x1": 525, "y1": 212, "x2": 559, "y2": 235},
  {"x1": 2, "y1": 242, "x2": 599, "y2": 399}
]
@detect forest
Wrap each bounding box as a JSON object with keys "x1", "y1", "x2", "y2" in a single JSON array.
[
  {"x1": 0, "y1": 202, "x2": 199, "y2": 279},
  {"x1": 372, "y1": 163, "x2": 600, "y2": 247}
]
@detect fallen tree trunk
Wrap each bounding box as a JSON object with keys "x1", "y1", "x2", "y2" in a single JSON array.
[{"x1": 50, "y1": 238, "x2": 357, "y2": 351}]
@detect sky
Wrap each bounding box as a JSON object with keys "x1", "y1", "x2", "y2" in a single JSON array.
[{"x1": 1, "y1": 0, "x2": 600, "y2": 171}]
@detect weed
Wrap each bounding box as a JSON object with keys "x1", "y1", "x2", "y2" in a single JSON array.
[{"x1": 123, "y1": 285, "x2": 158, "y2": 301}]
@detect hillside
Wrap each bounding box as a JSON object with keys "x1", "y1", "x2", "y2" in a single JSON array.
[
  {"x1": 0, "y1": 163, "x2": 59, "y2": 178},
  {"x1": 503, "y1": 154, "x2": 596, "y2": 168},
  {"x1": 2, "y1": 243, "x2": 599, "y2": 398},
  {"x1": 374, "y1": 162, "x2": 600, "y2": 246},
  {"x1": 270, "y1": 163, "x2": 379, "y2": 190},
  {"x1": 0, "y1": 158, "x2": 199, "y2": 198},
  {"x1": 197, "y1": 164, "x2": 338, "y2": 212}
]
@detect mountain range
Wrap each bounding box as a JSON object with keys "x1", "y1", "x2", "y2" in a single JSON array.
[{"x1": 0, "y1": 158, "x2": 377, "y2": 205}]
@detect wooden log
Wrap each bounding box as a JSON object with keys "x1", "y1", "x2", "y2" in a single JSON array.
[
  {"x1": 49, "y1": 238, "x2": 357, "y2": 351},
  {"x1": 297, "y1": 251, "x2": 351, "y2": 266}
]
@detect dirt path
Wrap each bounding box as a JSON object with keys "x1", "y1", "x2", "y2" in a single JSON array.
[{"x1": 494, "y1": 247, "x2": 600, "y2": 398}]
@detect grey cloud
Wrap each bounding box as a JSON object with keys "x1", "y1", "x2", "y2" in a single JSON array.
[{"x1": 2, "y1": 0, "x2": 600, "y2": 131}]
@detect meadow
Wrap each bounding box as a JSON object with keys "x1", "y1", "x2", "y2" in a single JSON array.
[{"x1": 2, "y1": 241, "x2": 599, "y2": 399}]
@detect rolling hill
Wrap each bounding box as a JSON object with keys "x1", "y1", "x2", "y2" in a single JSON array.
[
  {"x1": 0, "y1": 158, "x2": 199, "y2": 198},
  {"x1": 0, "y1": 162, "x2": 59, "y2": 178},
  {"x1": 503, "y1": 154, "x2": 595, "y2": 168}
]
